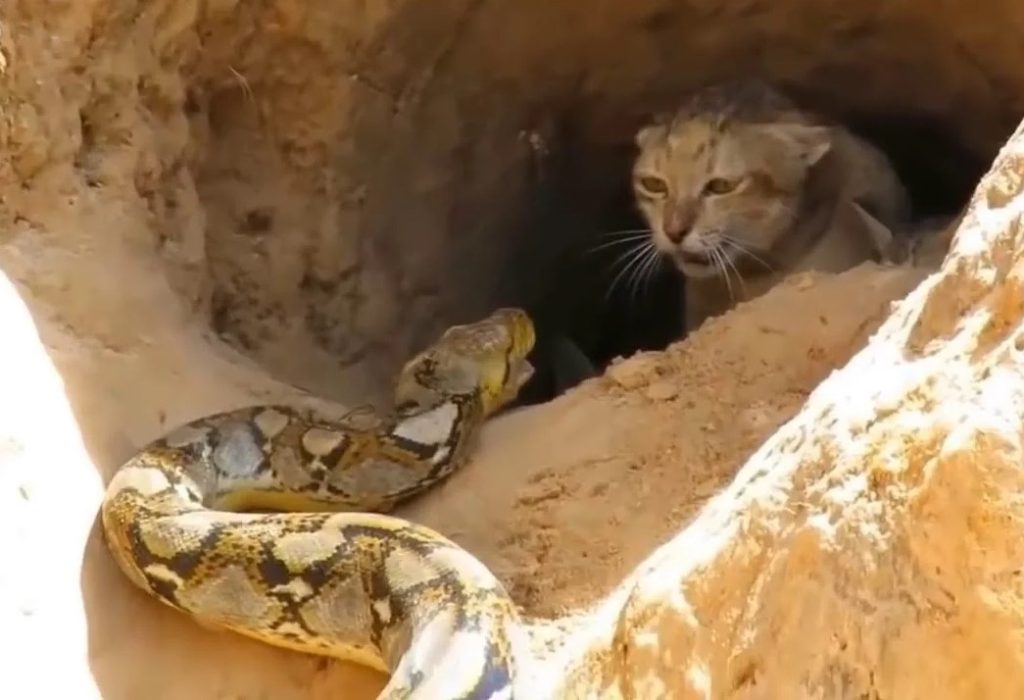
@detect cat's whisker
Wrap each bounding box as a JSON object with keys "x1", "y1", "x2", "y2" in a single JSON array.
[
  {"x1": 599, "y1": 227, "x2": 653, "y2": 238},
  {"x1": 605, "y1": 240, "x2": 644, "y2": 272},
  {"x1": 599, "y1": 231, "x2": 652, "y2": 242},
  {"x1": 623, "y1": 250, "x2": 641, "y2": 303},
  {"x1": 628, "y1": 243, "x2": 660, "y2": 305},
  {"x1": 605, "y1": 241, "x2": 653, "y2": 301},
  {"x1": 608, "y1": 240, "x2": 650, "y2": 276},
  {"x1": 711, "y1": 247, "x2": 735, "y2": 301},
  {"x1": 720, "y1": 249, "x2": 736, "y2": 301},
  {"x1": 723, "y1": 236, "x2": 775, "y2": 272},
  {"x1": 718, "y1": 245, "x2": 747, "y2": 292},
  {"x1": 638, "y1": 246, "x2": 664, "y2": 298},
  {"x1": 586, "y1": 233, "x2": 653, "y2": 255},
  {"x1": 626, "y1": 243, "x2": 659, "y2": 305}
]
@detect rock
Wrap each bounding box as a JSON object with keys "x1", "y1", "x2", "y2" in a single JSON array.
[{"x1": 588, "y1": 119, "x2": 1024, "y2": 699}]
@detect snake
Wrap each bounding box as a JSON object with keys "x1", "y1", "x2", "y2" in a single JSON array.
[{"x1": 100, "y1": 307, "x2": 538, "y2": 699}]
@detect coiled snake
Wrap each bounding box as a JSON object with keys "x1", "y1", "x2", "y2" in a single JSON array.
[{"x1": 101, "y1": 308, "x2": 538, "y2": 699}]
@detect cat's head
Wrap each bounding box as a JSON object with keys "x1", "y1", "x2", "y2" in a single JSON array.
[{"x1": 632, "y1": 101, "x2": 832, "y2": 279}]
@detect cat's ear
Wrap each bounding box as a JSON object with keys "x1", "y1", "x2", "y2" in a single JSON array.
[
  {"x1": 758, "y1": 123, "x2": 833, "y2": 166},
  {"x1": 635, "y1": 123, "x2": 664, "y2": 149},
  {"x1": 635, "y1": 111, "x2": 672, "y2": 149}
]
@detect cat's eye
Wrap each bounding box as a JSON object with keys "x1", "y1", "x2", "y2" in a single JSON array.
[
  {"x1": 703, "y1": 177, "x2": 738, "y2": 196},
  {"x1": 637, "y1": 176, "x2": 668, "y2": 196}
]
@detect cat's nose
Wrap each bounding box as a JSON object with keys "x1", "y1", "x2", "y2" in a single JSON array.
[
  {"x1": 663, "y1": 205, "x2": 695, "y2": 244},
  {"x1": 664, "y1": 226, "x2": 688, "y2": 244}
]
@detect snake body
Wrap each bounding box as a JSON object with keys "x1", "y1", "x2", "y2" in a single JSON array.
[{"x1": 101, "y1": 308, "x2": 537, "y2": 699}]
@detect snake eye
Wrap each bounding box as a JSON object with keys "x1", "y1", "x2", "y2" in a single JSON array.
[
  {"x1": 636, "y1": 176, "x2": 668, "y2": 197},
  {"x1": 703, "y1": 177, "x2": 738, "y2": 196}
]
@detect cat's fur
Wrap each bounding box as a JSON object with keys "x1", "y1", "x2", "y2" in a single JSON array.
[
  {"x1": 631, "y1": 80, "x2": 913, "y2": 330},
  {"x1": 856, "y1": 202, "x2": 961, "y2": 271}
]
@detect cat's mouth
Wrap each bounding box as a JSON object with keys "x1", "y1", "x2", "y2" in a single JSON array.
[
  {"x1": 673, "y1": 247, "x2": 735, "y2": 279},
  {"x1": 678, "y1": 250, "x2": 712, "y2": 267}
]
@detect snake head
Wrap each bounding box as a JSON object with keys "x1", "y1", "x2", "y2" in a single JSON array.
[
  {"x1": 395, "y1": 307, "x2": 536, "y2": 416},
  {"x1": 484, "y1": 308, "x2": 536, "y2": 411}
]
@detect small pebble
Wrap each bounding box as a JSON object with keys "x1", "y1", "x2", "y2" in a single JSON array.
[
  {"x1": 606, "y1": 359, "x2": 649, "y2": 390},
  {"x1": 645, "y1": 380, "x2": 678, "y2": 401}
]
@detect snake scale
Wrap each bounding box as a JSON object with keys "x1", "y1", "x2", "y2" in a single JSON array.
[{"x1": 101, "y1": 308, "x2": 538, "y2": 699}]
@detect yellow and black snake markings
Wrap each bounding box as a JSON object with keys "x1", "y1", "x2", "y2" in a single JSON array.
[{"x1": 101, "y1": 308, "x2": 536, "y2": 699}]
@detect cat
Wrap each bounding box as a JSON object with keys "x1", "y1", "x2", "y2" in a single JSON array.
[{"x1": 631, "y1": 79, "x2": 912, "y2": 330}]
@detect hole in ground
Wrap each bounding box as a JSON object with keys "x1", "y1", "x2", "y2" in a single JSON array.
[
  {"x1": 173, "y1": 4, "x2": 1014, "y2": 410},
  {"x1": 506, "y1": 115, "x2": 686, "y2": 407},
  {"x1": 506, "y1": 100, "x2": 987, "y2": 407}
]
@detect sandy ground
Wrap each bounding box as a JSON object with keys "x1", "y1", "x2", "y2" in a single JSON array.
[
  {"x1": 0, "y1": 221, "x2": 927, "y2": 697},
  {"x1": 404, "y1": 264, "x2": 929, "y2": 618}
]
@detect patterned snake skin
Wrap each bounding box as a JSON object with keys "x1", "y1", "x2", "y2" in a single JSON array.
[{"x1": 101, "y1": 308, "x2": 537, "y2": 699}]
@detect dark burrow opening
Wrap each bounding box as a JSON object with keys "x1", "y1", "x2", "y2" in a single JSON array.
[
  {"x1": 508, "y1": 90, "x2": 992, "y2": 407},
  {"x1": 185, "y1": 4, "x2": 1023, "y2": 413}
]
